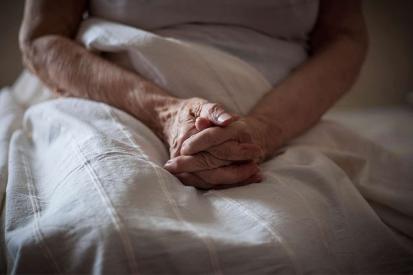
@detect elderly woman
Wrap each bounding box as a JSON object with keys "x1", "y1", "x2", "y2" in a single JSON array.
[
  {"x1": 20, "y1": 0, "x2": 367, "y2": 188},
  {"x1": 6, "y1": 0, "x2": 412, "y2": 273}
]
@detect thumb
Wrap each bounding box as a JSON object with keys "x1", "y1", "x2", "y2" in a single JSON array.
[
  {"x1": 195, "y1": 117, "x2": 212, "y2": 131},
  {"x1": 200, "y1": 103, "x2": 239, "y2": 126}
]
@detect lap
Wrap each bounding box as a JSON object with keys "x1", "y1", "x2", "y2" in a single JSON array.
[
  {"x1": 4, "y1": 99, "x2": 413, "y2": 273},
  {"x1": 5, "y1": 98, "x2": 175, "y2": 273}
]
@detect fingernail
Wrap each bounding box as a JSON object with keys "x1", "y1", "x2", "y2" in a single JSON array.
[{"x1": 217, "y1": 113, "x2": 232, "y2": 124}]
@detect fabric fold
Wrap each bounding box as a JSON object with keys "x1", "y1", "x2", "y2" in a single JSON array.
[{"x1": 1, "y1": 17, "x2": 412, "y2": 274}]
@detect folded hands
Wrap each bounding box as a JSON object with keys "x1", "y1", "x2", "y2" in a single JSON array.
[{"x1": 160, "y1": 97, "x2": 281, "y2": 190}]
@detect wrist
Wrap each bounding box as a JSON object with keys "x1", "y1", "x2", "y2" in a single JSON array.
[
  {"x1": 125, "y1": 81, "x2": 181, "y2": 142},
  {"x1": 246, "y1": 114, "x2": 284, "y2": 161}
]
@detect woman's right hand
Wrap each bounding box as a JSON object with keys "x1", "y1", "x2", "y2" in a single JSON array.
[
  {"x1": 160, "y1": 97, "x2": 263, "y2": 189},
  {"x1": 160, "y1": 97, "x2": 236, "y2": 158}
]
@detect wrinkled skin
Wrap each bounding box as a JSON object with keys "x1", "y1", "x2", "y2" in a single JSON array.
[
  {"x1": 162, "y1": 97, "x2": 265, "y2": 189},
  {"x1": 20, "y1": 0, "x2": 367, "y2": 190}
]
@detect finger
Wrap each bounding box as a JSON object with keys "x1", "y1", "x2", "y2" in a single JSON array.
[
  {"x1": 175, "y1": 171, "x2": 262, "y2": 190},
  {"x1": 195, "y1": 117, "x2": 212, "y2": 131},
  {"x1": 196, "y1": 162, "x2": 259, "y2": 186},
  {"x1": 164, "y1": 152, "x2": 232, "y2": 173},
  {"x1": 200, "y1": 103, "x2": 239, "y2": 126},
  {"x1": 181, "y1": 123, "x2": 251, "y2": 155},
  {"x1": 207, "y1": 141, "x2": 263, "y2": 161},
  {"x1": 170, "y1": 125, "x2": 199, "y2": 158},
  {"x1": 175, "y1": 172, "x2": 212, "y2": 190}
]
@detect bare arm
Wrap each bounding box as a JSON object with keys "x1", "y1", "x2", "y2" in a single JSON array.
[
  {"x1": 176, "y1": 0, "x2": 368, "y2": 162},
  {"x1": 19, "y1": 0, "x2": 177, "y2": 139},
  {"x1": 248, "y1": 0, "x2": 368, "y2": 157}
]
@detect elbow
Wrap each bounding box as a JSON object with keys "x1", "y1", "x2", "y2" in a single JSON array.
[
  {"x1": 346, "y1": 18, "x2": 370, "y2": 62},
  {"x1": 350, "y1": 26, "x2": 369, "y2": 63},
  {"x1": 19, "y1": 32, "x2": 64, "y2": 75},
  {"x1": 19, "y1": 20, "x2": 57, "y2": 73},
  {"x1": 359, "y1": 31, "x2": 369, "y2": 63},
  {"x1": 347, "y1": 30, "x2": 369, "y2": 77},
  {"x1": 19, "y1": 29, "x2": 39, "y2": 74}
]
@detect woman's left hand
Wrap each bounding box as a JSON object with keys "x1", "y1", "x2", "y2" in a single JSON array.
[
  {"x1": 182, "y1": 118, "x2": 268, "y2": 157},
  {"x1": 164, "y1": 116, "x2": 283, "y2": 189}
]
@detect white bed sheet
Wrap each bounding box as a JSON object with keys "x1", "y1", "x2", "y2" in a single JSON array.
[{"x1": 327, "y1": 106, "x2": 413, "y2": 163}]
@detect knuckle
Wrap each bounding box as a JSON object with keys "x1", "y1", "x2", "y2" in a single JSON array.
[
  {"x1": 173, "y1": 157, "x2": 186, "y2": 170},
  {"x1": 238, "y1": 130, "x2": 252, "y2": 143},
  {"x1": 208, "y1": 103, "x2": 224, "y2": 117},
  {"x1": 190, "y1": 98, "x2": 206, "y2": 117},
  {"x1": 181, "y1": 141, "x2": 193, "y2": 155},
  {"x1": 197, "y1": 155, "x2": 209, "y2": 168},
  {"x1": 209, "y1": 143, "x2": 236, "y2": 159},
  {"x1": 208, "y1": 102, "x2": 220, "y2": 112},
  {"x1": 198, "y1": 153, "x2": 220, "y2": 169},
  {"x1": 182, "y1": 128, "x2": 220, "y2": 154}
]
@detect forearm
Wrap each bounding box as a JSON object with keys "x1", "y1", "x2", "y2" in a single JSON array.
[
  {"x1": 21, "y1": 34, "x2": 178, "y2": 139},
  {"x1": 249, "y1": 34, "x2": 367, "y2": 157}
]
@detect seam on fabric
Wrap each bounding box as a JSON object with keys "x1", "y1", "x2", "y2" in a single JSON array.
[
  {"x1": 282, "y1": 152, "x2": 362, "y2": 272},
  {"x1": 154, "y1": 166, "x2": 222, "y2": 275},
  {"x1": 209, "y1": 190, "x2": 302, "y2": 275},
  {"x1": 21, "y1": 150, "x2": 62, "y2": 273},
  {"x1": 266, "y1": 173, "x2": 339, "y2": 272},
  {"x1": 104, "y1": 106, "x2": 223, "y2": 275},
  {"x1": 70, "y1": 136, "x2": 139, "y2": 274}
]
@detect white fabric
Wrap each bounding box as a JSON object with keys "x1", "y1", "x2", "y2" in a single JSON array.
[
  {"x1": 326, "y1": 106, "x2": 413, "y2": 163},
  {"x1": 153, "y1": 23, "x2": 309, "y2": 86},
  {"x1": 1, "y1": 18, "x2": 413, "y2": 274},
  {"x1": 78, "y1": 18, "x2": 272, "y2": 115},
  {"x1": 88, "y1": 0, "x2": 316, "y2": 87},
  {"x1": 89, "y1": 0, "x2": 319, "y2": 41}
]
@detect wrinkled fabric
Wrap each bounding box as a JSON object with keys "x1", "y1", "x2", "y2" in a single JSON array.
[
  {"x1": 89, "y1": 0, "x2": 319, "y2": 41},
  {"x1": 88, "y1": 0, "x2": 318, "y2": 86},
  {"x1": 1, "y1": 18, "x2": 413, "y2": 274}
]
